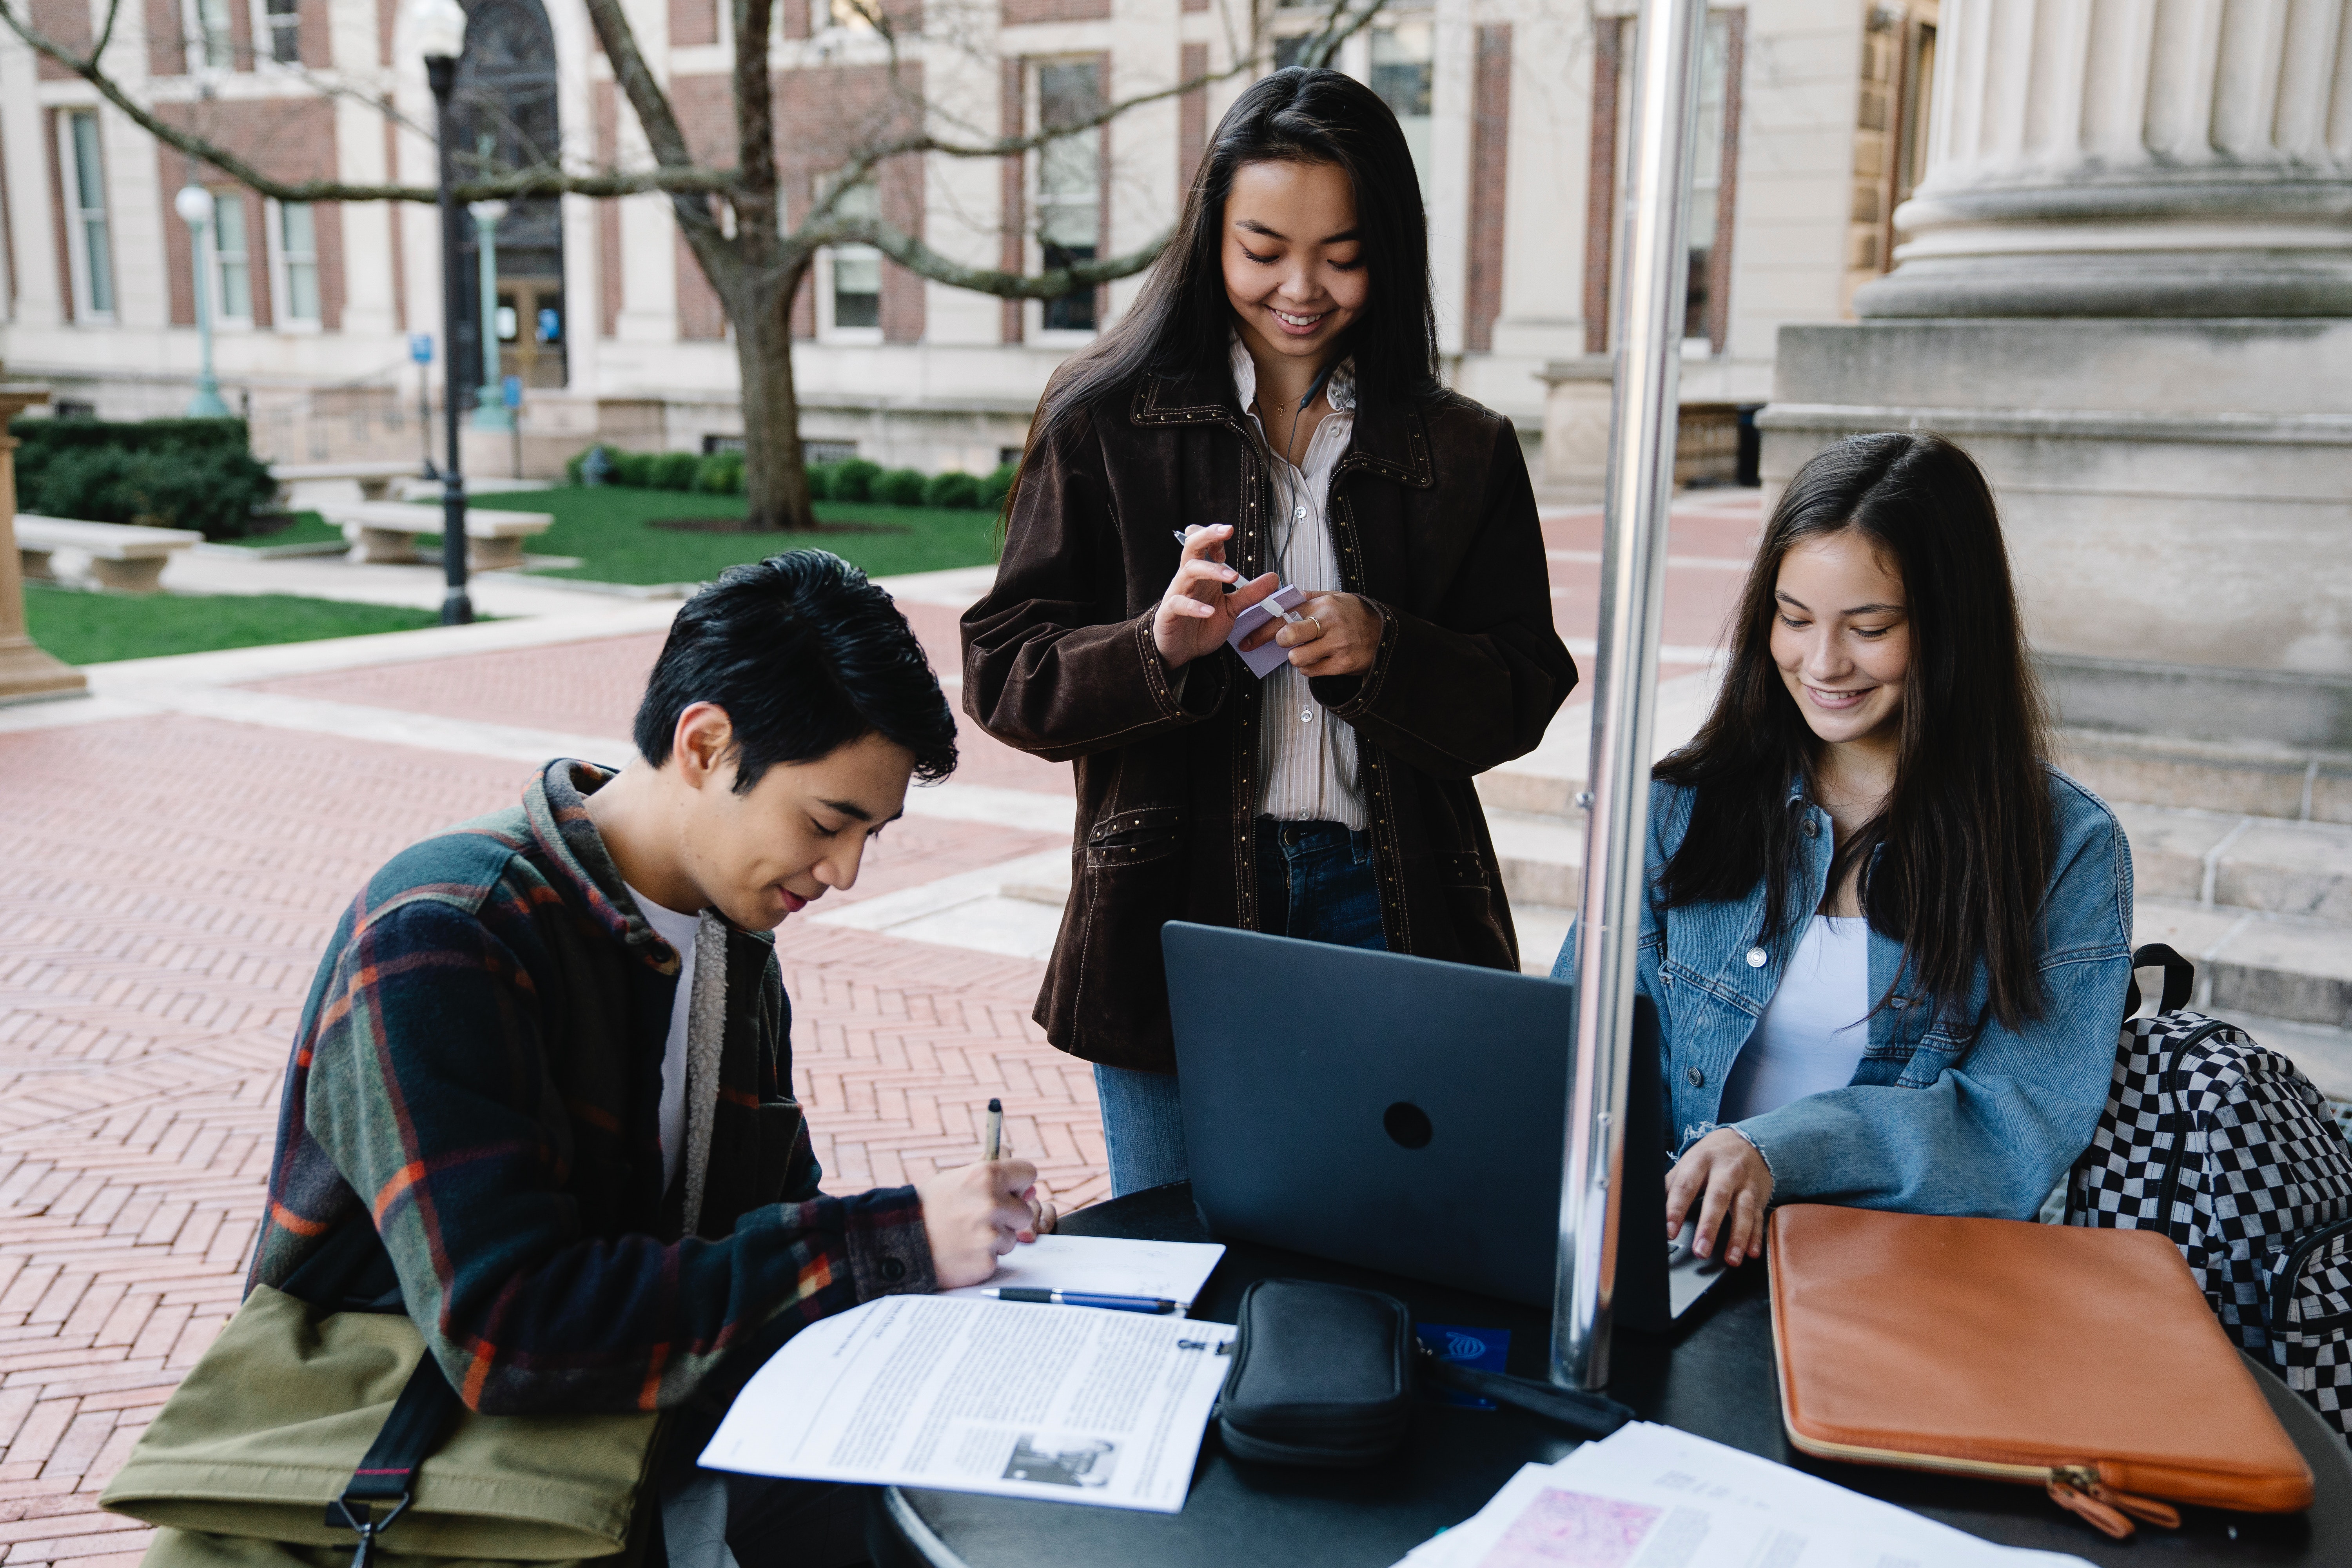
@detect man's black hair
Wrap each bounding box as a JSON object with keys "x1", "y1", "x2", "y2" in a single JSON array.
[{"x1": 633, "y1": 550, "x2": 958, "y2": 790}]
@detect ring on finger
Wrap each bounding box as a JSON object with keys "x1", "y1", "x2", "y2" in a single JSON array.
[{"x1": 1307, "y1": 613, "x2": 1326, "y2": 638}]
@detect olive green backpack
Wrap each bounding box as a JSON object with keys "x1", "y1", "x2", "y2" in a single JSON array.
[{"x1": 101, "y1": 1228, "x2": 662, "y2": 1568}]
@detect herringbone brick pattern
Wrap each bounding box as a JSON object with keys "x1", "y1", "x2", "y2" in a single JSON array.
[{"x1": 1, "y1": 648, "x2": 1098, "y2": 1564}]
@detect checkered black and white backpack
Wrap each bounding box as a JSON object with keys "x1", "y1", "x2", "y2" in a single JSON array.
[{"x1": 2065, "y1": 944, "x2": 2352, "y2": 1443}]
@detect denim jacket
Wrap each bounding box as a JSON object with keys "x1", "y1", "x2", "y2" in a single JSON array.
[{"x1": 1552, "y1": 766, "x2": 2132, "y2": 1220}]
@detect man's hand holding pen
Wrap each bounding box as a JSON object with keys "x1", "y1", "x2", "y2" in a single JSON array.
[{"x1": 915, "y1": 1099, "x2": 1058, "y2": 1290}]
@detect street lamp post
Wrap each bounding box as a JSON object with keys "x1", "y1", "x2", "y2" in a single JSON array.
[
  {"x1": 468, "y1": 200, "x2": 512, "y2": 433},
  {"x1": 173, "y1": 185, "x2": 232, "y2": 419},
  {"x1": 414, "y1": 0, "x2": 472, "y2": 626}
]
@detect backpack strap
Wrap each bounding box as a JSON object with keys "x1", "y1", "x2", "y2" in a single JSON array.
[
  {"x1": 283, "y1": 1221, "x2": 467, "y2": 1568},
  {"x1": 324, "y1": 1354, "x2": 465, "y2": 1566},
  {"x1": 2126, "y1": 943, "x2": 2196, "y2": 1019}
]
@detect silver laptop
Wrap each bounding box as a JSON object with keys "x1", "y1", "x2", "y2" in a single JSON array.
[{"x1": 1162, "y1": 922, "x2": 1724, "y2": 1321}]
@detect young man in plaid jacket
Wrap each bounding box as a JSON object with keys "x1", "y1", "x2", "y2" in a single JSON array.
[{"x1": 250, "y1": 552, "x2": 1050, "y2": 1565}]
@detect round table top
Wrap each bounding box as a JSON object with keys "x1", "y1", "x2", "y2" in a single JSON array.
[{"x1": 874, "y1": 1183, "x2": 2352, "y2": 1568}]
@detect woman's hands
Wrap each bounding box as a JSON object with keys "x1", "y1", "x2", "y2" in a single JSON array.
[
  {"x1": 1239, "y1": 590, "x2": 1383, "y2": 678},
  {"x1": 1665, "y1": 1128, "x2": 1774, "y2": 1267},
  {"x1": 1154, "y1": 523, "x2": 1281, "y2": 667},
  {"x1": 914, "y1": 1159, "x2": 1059, "y2": 1289}
]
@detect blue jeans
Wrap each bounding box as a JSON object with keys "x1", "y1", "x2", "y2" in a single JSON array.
[{"x1": 1095, "y1": 819, "x2": 1387, "y2": 1197}]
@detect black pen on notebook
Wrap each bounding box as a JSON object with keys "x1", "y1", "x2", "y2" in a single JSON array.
[{"x1": 982, "y1": 1097, "x2": 1002, "y2": 1162}]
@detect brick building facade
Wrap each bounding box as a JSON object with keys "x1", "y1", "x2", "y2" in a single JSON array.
[{"x1": 0, "y1": 0, "x2": 1939, "y2": 484}]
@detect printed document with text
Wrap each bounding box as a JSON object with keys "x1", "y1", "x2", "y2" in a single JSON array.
[{"x1": 700, "y1": 1294, "x2": 1237, "y2": 1512}]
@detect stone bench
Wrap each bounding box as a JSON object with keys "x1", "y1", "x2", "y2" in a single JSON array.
[
  {"x1": 319, "y1": 499, "x2": 554, "y2": 572},
  {"x1": 269, "y1": 461, "x2": 423, "y2": 508},
  {"x1": 15, "y1": 514, "x2": 204, "y2": 593}
]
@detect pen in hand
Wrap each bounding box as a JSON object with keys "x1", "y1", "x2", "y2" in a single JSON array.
[{"x1": 983, "y1": 1097, "x2": 1002, "y2": 1163}]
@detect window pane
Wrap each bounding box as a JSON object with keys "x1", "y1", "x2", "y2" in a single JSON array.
[
  {"x1": 1684, "y1": 13, "x2": 1732, "y2": 341},
  {"x1": 1042, "y1": 243, "x2": 1096, "y2": 331},
  {"x1": 84, "y1": 220, "x2": 114, "y2": 314},
  {"x1": 198, "y1": 0, "x2": 233, "y2": 67},
  {"x1": 219, "y1": 259, "x2": 251, "y2": 319},
  {"x1": 833, "y1": 249, "x2": 880, "y2": 329},
  {"x1": 1273, "y1": 36, "x2": 1310, "y2": 71},
  {"x1": 1370, "y1": 26, "x2": 1434, "y2": 193},
  {"x1": 70, "y1": 113, "x2": 103, "y2": 211},
  {"x1": 213, "y1": 193, "x2": 246, "y2": 256},
  {"x1": 265, "y1": 0, "x2": 298, "y2": 63},
  {"x1": 286, "y1": 260, "x2": 320, "y2": 322},
  {"x1": 1370, "y1": 25, "x2": 1434, "y2": 118},
  {"x1": 1038, "y1": 62, "x2": 1101, "y2": 129},
  {"x1": 279, "y1": 201, "x2": 314, "y2": 255}
]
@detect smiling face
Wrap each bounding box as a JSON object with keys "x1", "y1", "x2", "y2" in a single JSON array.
[
  {"x1": 1220, "y1": 158, "x2": 1369, "y2": 369},
  {"x1": 670, "y1": 711, "x2": 915, "y2": 932},
  {"x1": 1769, "y1": 530, "x2": 1913, "y2": 753}
]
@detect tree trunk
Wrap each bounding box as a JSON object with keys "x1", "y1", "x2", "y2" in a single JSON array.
[{"x1": 732, "y1": 261, "x2": 815, "y2": 531}]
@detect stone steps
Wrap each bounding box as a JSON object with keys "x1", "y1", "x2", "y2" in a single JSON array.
[
  {"x1": 2055, "y1": 729, "x2": 2352, "y2": 825},
  {"x1": 2114, "y1": 802, "x2": 2352, "y2": 920}
]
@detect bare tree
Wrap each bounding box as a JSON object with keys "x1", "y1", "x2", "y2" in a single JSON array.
[{"x1": 1, "y1": 0, "x2": 1386, "y2": 528}]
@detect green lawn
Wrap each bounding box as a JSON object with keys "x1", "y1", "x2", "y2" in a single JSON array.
[
  {"x1": 428, "y1": 486, "x2": 1002, "y2": 586},
  {"x1": 24, "y1": 582, "x2": 446, "y2": 665},
  {"x1": 218, "y1": 510, "x2": 345, "y2": 549}
]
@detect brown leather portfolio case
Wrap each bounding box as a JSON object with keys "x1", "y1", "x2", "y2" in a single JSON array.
[{"x1": 1768, "y1": 1204, "x2": 2314, "y2": 1537}]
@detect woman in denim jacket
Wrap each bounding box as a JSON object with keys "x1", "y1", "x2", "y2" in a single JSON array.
[{"x1": 1555, "y1": 433, "x2": 2133, "y2": 1270}]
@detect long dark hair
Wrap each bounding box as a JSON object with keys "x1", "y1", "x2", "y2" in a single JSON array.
[
  {"x1": 1655, "y1": 432, "x2": 2054, "y2": 1029},
  {"x1": 1010, "y1": 67, "x2": 1439, "y2": 506}
]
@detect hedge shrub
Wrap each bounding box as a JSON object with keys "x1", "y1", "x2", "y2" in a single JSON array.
[
  {"x1": 613, "y1": 451, "x2": 657, "y2": 488},
  {"x1": 923, "y1": 470, "x2": 982, "y2": 510},
  {"x1": 25, "y1": 445, "x2": 278, "y2": 540},
  {"x1": 831, "y1": 458, "x2": 882, "y2": 502},
  {"x1": 873, "y1": 468, "x2": 925, "y2": 506},
  {"x1": 650, "y1": 452, "x2": 701, "y2": 491},
  {"x1": 980, "y1": 463, "x2": 1018, "y2": 512},
  {"x1": 695, "y1": 451, "x2": 745, "y2": 494},
  {"x1": 11, "y1": 416, "x2": 274, "y2": 539}
]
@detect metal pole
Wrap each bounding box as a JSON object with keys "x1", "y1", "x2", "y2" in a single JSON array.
[
  {"x1": 429, "y1": 56, "x2": 473, "y2": 626},
  {"x1": 1551, "y1": 0, "x2": 1710, "y2": 1393},
  {"x1": 470, "y1": 198, "x2": 512, "y2": 432},
  {"x1": 185, "y1": 207, "x2": 230, "y2": 418}
]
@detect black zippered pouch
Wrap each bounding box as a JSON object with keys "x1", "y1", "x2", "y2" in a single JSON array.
[{"x1": 1216, "y1": 1279, "x2": 1634, "y2": 1468}]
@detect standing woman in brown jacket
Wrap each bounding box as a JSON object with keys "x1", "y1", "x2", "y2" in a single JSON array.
[{"x1": 962, "y1": 67, "x2": 1575, "y2": 1195}]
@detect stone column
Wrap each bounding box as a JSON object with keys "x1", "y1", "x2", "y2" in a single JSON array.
[
  {"x1": 0, "y1": 377, "x2": 88, "y2": 706},
  {"x1": 1857, "y1": 0, "x2": 2352, "y2": 318},
  {"x1": 1760, "y1": 0, "x2": 2352, "y2": 749}
]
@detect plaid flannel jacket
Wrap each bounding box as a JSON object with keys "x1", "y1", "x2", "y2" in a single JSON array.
[{"x1": 249, "y1": 759, "x2": 934, "y2": 1416}]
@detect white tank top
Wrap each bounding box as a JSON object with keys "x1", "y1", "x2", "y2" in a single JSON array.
[{"x1": 1717, "y1": 916, "x2": 1871, "y2": 1124}]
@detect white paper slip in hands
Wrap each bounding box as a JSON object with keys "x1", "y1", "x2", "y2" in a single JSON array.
[
  {"x1": 699, "y1": 1295, "x2": 1236, "y2": 1514},
  {"x1": 944, "y1": 1234, "x2": 1227, "y2": 1315},
  {"x1": 1228, "y1": 586, "x2": 1309, "y2": 678}
]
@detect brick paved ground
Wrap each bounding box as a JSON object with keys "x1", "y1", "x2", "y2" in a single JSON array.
[
  {"x1": 0, "y1": 690, "x2": 1097, "y2": 1566},
  {"x1": 0, "y1": 496, "x2": 1759, "y2": 1565}
]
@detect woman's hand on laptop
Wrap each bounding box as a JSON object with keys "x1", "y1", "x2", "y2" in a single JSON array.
[
  {"x1": 916, "y1": 1160, "x2": 1045, "y2": 1288},
  {"x1": 1666, "y1": 1129, "x2": 1774, "y2": 1268}
]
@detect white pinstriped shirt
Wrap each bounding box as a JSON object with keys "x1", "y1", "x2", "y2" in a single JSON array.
[{"x1": 1231, "y1": 332, "x2": 1367, "y2": 831}]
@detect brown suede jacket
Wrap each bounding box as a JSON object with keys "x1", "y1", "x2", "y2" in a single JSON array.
[{"x1": 960, "y1": 366, "x2": 1577, "y2": 1072}]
